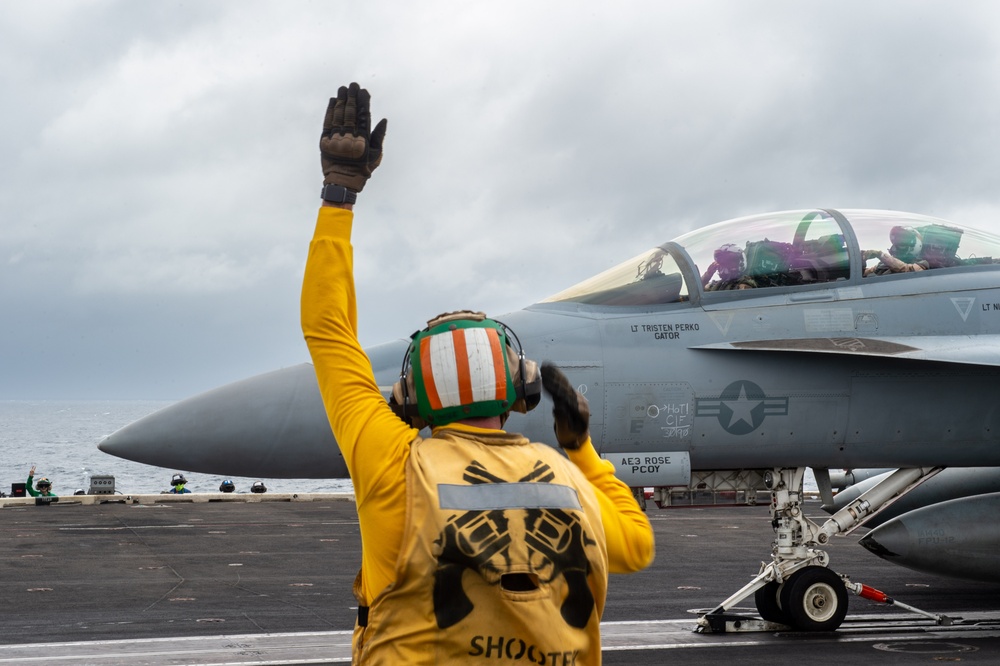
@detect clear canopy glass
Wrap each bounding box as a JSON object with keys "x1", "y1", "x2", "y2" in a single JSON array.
[
  {"x1": 849, "y1": 210, "x2": 1000, "y2": 273},
  {"x1": 542, "y1": 209, "x2": 1000, "y2": 306}
]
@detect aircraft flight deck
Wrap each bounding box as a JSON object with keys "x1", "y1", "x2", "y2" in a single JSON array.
[{"x1": 2, "y1": 494, "x2": 1000, "y2": 665}]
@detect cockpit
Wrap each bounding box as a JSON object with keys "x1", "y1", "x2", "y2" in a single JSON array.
[{"x1": 542, "y1": 209, "x2": 1000, "y2": 307}]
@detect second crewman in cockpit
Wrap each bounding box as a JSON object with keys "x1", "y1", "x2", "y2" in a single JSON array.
[{"x1": 864, "y1": 226, "x2": 929, "y2": 276}]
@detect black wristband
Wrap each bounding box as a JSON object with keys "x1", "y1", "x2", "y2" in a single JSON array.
[{"x1": 321, "y1": 184, "x2": 358, "y2": 204}]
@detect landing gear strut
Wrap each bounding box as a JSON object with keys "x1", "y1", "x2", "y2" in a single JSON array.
[{"x1": 696, "y1": 466, "x2": 940, "y2": 633}]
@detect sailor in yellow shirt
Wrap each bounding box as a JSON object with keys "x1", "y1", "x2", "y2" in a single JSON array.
[{"x1": 301, "y1": 83, "x2": 654, "y2": 665}]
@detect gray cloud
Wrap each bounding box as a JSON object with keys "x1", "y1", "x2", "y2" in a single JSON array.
[{"x1": 2, "y1": 0, "x2": 1000, "y2": 399}]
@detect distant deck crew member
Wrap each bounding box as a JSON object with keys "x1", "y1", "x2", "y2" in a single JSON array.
[
  {"x1": 301, "y1": 82, "x2": 654, "y2": 664},
  {"x1": 168, "y1": 473, "x2": 191, "y2": 494},
  {"x1": 26, "y1": 466, "x2": 57, "y2": 498}
]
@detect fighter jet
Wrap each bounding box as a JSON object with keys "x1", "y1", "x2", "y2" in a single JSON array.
[{"x1": 99, "y1": 208, "x2": 1000, "y2": 632}]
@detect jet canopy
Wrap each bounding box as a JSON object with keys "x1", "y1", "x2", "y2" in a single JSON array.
[{"x1": 543, "y1": 209, "x2": 1000, "y2": 306}]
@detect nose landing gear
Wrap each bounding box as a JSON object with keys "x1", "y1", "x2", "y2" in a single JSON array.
[
  {"x1": 780, "y1": 566, "x2": 848, "y2": 631},
  {"x1": 697, "y1": 466, "x2": 940, "y2": 633}
]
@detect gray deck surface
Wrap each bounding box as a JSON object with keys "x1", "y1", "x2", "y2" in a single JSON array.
[{"x1": 2, "y1": 495, "x2": 999, "y2": 664}]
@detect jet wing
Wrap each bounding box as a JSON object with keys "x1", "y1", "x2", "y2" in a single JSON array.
[{"x1": 693, "y1": 335, "x2": 1000, "y2": 367}]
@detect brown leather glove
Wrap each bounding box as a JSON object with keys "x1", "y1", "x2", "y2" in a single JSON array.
[
  {"x1": 541, "y1": 362, "x2": 590, "y2": 450},
  {"x1": 320, "y1": 82, "x2": 387, "y2": 192}
]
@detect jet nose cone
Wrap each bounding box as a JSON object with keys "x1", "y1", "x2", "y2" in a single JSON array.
[
  {"x1": 98, "y1": 414, "x2": 172, "y2": 459},
  {"x1": 98, "y1": 364, "x2": 345, "y2": 478}
]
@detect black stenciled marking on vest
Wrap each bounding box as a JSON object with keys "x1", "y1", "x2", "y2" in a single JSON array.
[
  {"x1": 524, "y1": 508, "x2": 596, "y2": 628},
  {"x1": 434, "y1": 506, "x2": 511, "y2": 628},
  {"x1": 462, "y1": 459, "x2": 507, "y2": 484},
  {"x1": 432, "y1": 460, "x2": 596, "y2": 630},
  {"x1": 519, "y1": 460, "x2": 556, "y2": 484}
]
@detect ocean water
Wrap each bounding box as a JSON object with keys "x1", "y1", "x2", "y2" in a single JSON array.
[{"x1": 0, "y1": 400, "x2": 353, "y2": 496}]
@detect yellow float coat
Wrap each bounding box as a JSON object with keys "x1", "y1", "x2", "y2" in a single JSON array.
[
  {"x1": 301, "y1": 207, "x2": 655, "y2": 664},
  {"x1": 356, "y1": 428, "x2": 607, "y2": 663}
]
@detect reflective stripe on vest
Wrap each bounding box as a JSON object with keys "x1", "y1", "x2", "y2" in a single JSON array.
[{"x1": 438, "y1": 482, "x2": 581, "y2": 511}]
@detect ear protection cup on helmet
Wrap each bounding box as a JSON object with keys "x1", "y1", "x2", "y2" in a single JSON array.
[
  {"x1": 390, "y1": 375, "x2": 427, "y2": 430},
  {"x1": 389, "y1": 310, "x2": 541, "y2": 428},
  {"x1": 510, "y1": 354, "x2": 541, "y2": 414}
]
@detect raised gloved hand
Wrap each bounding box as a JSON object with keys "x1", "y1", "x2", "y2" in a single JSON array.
[
  {"x1": 320, "y1": 82, "x2": 387, "y2": 193},
  {"x1": 541, "y1": 362, "x2": 590, "y2": 450}
]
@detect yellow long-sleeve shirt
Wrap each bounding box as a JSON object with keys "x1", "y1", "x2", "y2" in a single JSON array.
[{"x1": 301, "y1": 206, "x2": 654, "y2": 606}]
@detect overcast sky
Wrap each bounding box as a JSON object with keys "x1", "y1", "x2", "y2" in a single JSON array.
[{"x1": 3, "y1": 1, "x2": 1000, "y2": 400}]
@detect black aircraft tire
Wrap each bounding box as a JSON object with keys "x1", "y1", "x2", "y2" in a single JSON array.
[
  {"x1": 754, "y1": 581, "x2": 790, "y2": 624},
  {"x1": 780, "y1": 566, "x2": 848, "y2": 632}
]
